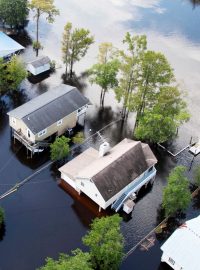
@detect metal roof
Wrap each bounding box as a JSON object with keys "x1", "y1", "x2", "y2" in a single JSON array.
[
  {"x1": 59, "y1": 139, "x2": 157, "y2": 201},
  {"x1": 28, "y1": 56, "x2": 50, "y2": 68},
  {"x1": 0, "y1": 31, "x2": 24, "y2": 58},
  {"x1": 161, "y1": 215, "x2": 200, "y2": 270},
  {"x1": 7, "y1": 84, "x2": 90, "y2": 134}
]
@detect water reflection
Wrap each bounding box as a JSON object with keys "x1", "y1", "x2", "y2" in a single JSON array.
[{"x1": 189, "y1": 0, "x2": 200, "y2": 7}]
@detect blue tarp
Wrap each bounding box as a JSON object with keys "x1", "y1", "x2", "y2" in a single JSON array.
[{"x1": 0, "y1": 31, "x2": 24, "y2": 58}]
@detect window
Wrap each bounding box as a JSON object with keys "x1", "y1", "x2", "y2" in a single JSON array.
[
  {"x1": 27, "y1": 129, "x2": 31, "y2": 138},
  {"x1": 38, "y1": 129, "x2": 47, "y2": 137},
  {"x1": 11, "y1": 117, "x2": 16, "y2": 125},
  {"x1": 148, "y1": 167, "x2": 153, "y2": 173},
  {"x1": 168, "y1": 257, "x2": 175, "y2": 265},
  {"x1": 57, "y1": 119, "x2": 63, "y2": 126}
]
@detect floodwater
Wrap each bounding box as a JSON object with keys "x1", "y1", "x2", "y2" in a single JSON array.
[{"x1": 0, "y1": 0, "x2": 200, "y2": 269}]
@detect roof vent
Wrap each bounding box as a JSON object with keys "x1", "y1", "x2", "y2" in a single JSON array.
[{"x1": 99, "y1": 142, "x2": 110, "y2": 157}]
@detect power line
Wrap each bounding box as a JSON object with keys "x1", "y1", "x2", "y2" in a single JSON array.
[{"x1": 0, "y1": 118, "x2": 123, "y2": 200}]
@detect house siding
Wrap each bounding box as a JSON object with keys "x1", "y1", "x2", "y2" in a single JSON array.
[
  {"x1": 9, "y1": 117, "x2": 35, "y2": 143},
  {"x1": 35, "y1": 111, "x2": 77, "y2": 141}
]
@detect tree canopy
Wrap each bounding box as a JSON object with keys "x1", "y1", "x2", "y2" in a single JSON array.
[
  {"x1": 38, "y1": 249, "x2": 92, "y2": 270},
  {"x1": 162, "y1": 166, "x2": 191, "y2": 216},
  {"x1": 0, "y1": 207, "x2": 4, "y2": 227},
  {"x1": 62, "y1": 22, "x2": 94, "y2": 78},
  {"x1": 114, "y1": 33, "x2": 190, "y2": 143},
  {"x1": 194, "y1": 165, "x2": 200, "y2": 187},
  {"x1": 83, "y1": 214, "x2": 124, "y2": 270},
  {"x1": 0, "y1": 0, "x2": 28, "y2": 29},
  {"x1": 0, "y1": 56, "x2": 27, "y2": 93},
  {"x1": 50, "y1": 136, "x2": 70, "y2": 161}
]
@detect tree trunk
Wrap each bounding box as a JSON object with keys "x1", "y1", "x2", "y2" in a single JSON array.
[
  {"x1": 101, "y1": 89, "x2": 106, "y2": 107},
  {"x1": 70, "y1": 60, "x2": 73, "y2": 78},
  {"x1": 36, "y1": 9, "x2": 40, "y2": 57},
  {"x1": 100, "y1": 89, "x2": 103, "y2": 106}
]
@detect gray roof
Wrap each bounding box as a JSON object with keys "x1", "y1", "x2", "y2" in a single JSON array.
[
  {"x1": 29, "y1": 56, "x2": 50, "y2": 68},
  {"x1": 92, "y1": 140, "x2": 156, "y2": 201},
  {"x1": 7, "y1": 84, "x2": 90, "y2": 134},
  {"x1": 59, "y1": 139, "x2": 157, "y2": 202}
]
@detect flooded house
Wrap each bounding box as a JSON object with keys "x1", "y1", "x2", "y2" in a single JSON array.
[
  {"x1": 161, "y1": 215, "x2": 200, "y2": 270},
  {"x1": 0, "y1": 31, "x2": 24, "y2": 59},
  {"x1": 59, "y1": 139, "x2": 157, "y2": 213},
  {"x1": 7, "y1": 84, "x2": 90, "y2": 156}
]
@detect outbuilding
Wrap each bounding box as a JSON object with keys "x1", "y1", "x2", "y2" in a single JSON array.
[
  {"x1": 161, "y1": 215, "x2": 200, "y2": 270},
  {"x1": 27, "y1": 56, "x2": 51, "y2": 76},
  {"x1": 59, "y1": 139, "x2": 157, "y2": 212}
]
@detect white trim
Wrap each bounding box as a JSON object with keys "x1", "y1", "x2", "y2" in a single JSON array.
[
  {"x1": 57, "y1": 119, "x2": 63, "y2": 126},
  {"x1": 11, "y1": 117, "x2": 16, "y2": 125},
  {"x1": 38, "y1": 129, "x2": 47, "y2": 137}
]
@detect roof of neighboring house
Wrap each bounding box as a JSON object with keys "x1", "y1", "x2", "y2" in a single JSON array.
[
  {"x1": 59, "y1": 139, "x2": 157, "y2": 201},
  {"x1": 28, "y1": 56, "x2": 51, "y2": 68},
  {"x1": 161, "y1": 215, "x2": 200, "y2": 269},
  {"x1": 0, "y1": 31, "x2": 24, "y2": 58},
  {"x1": 7, "y1": 84, "x2": 90, "y2": 134}
]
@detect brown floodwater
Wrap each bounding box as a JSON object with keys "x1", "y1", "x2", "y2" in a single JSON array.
[{"x1": 0, "y1": 0, "x2": 200, "y2": 269}]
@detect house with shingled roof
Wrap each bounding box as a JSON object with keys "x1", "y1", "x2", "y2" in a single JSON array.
[
  {"x1": 7, "y1": 84, "x2": 90, "y2": 155},
  {"x1": 59, "y1": 138, "x2": 157, "y2": 212}
]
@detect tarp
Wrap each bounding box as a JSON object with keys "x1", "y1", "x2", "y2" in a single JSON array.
[{"x1": 0, "y1": 31, "x2": 24, "y2": 58}]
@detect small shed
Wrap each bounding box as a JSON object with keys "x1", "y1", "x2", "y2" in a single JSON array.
[
  {"x1": 161, "y1": 215, "x2": 200, "y2": 270},
  {"x1": 27, "y1": 56, "x2": 51, "y2": 75}
]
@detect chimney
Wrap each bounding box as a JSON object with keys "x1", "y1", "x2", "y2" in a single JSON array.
[{"x1": 99, "y1": 142, "x2": 110, "y2": 157}]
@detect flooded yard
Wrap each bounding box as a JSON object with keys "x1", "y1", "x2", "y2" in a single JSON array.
[{"x1": 0, "y1": 0, "x2": 200, "y2": 269}]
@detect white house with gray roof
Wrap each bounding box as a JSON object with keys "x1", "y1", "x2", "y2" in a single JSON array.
[
  {"x1": 7, "y1": 84, "x2": 90, "y2": 154},
  {"x1": 59, "y1": 139, "x2": 157, "y2": 212},
  {"x1": 161, "y1": 215, "x2": 200, "y2": 270}
]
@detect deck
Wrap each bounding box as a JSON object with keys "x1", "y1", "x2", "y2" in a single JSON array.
[{"x1": 13, "y1": 130, "x2": 50, "y2": 155}]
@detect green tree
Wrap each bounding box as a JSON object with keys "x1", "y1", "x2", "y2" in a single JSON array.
[
  {"x1": 194, "y1": 165, "x2": 200, "y2": 187},
  {"x1": 29, "y1": 0, "x2": 59, "y2": 56},
  {"x1": 89, "y1": 43, "x2": 119, "y2": 107},
  {"x1": 50, "y1": 136, "x2": 70, "y2": 161},
  {"x1": 6, "y1": 56, "x2": 27, "y2": 91},
  {"x1": 72, "y1": 132, "x2": 84, "y2": 144},
  {"x1": 89, "y1": 60, "x2": 119, "y2": 107},
  {"x1": 62, "y1": 22, "x2": 94, "y2": 78},
  {"x1": 0, "y1": 207, "x2": 4, "y2": 227},
  {"x1": 0, "y1": 56, "x2": 27, "y2": 93},
  {"x1": 38, "y1": 249, "x2": 92, "y2": 270},
  {"x1": 0, "y1": 0, "x2": 28, "y2": 29},
  {"x1": 0, "y1": 58, "x2": 7, "y2": 92},
  {"x1": 115, "y1": 33, "x2": 147, "y2": 118},
  {"x1": 83, "y1": 214, "x2": 124, "y2": 270},
  {"x1": 162, "y1": 166, "x2": 191, "y2": 216}
]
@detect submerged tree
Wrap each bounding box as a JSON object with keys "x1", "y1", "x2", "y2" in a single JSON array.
[
  {"x1": 194, "y1": 165, "x2": 200, "y2": 187},
  {"x1": 89, "y1": 43, "x2": 119, "y2": 107},
  {"x1": 0, "y1": 0, "x2": 28, "y2": 29},
  {"x1": 133, "y1": 51, "x2": 190, "y2": 143},
  {"x1": 0, "y1": 207, "x2": 4, "y2": 227},
  {"x1": 83, "y1": 214, "x2": 124, "y2": 270},
  {"x1": 62, "y1": 22, "x2": 94, "y2": 79},
  {"x1": 50, "y1": 136, "x2": 70, "y2": 161},
  {"x1": 115, "y1": 33, "x2": 147, "y2": 119},
  {"x1": 38, "y1": 249, "x2": 92, "y2": 270},
  {"x1": 29, "y1": 0, "x2": 59, "y2": 56},
  {"x1": 162, "y1": 166, "x2": 191, "y2": 217},
  {"x1": 0, "y1": 56, "x2": 27, "y2": 93}
]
